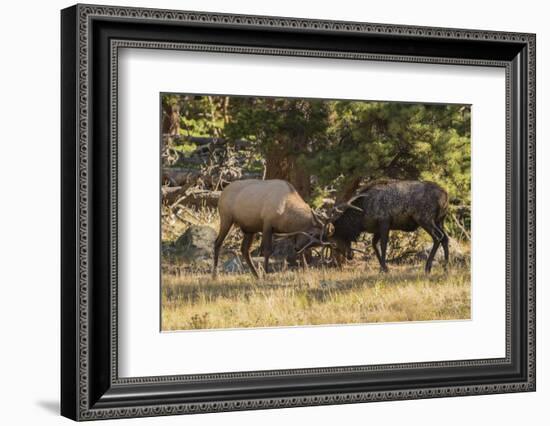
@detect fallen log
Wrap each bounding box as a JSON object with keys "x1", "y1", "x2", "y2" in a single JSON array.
[
  {"x1": 180, "y1": 191, "x2": 221, "y2": 209},
  {"x1": 162, "y1": 169, "x2": 215, "y2": 187},
  {"x1": 162, "y1": 167, "x2": 262, "y2": 188},
  {"x1": 162, "y1": 185, "x2": 189, "y2": 205},
  {"x1": 162, "y1": 185, "x2": 221, "y2": 209}
]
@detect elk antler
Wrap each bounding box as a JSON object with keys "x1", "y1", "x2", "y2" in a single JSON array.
[
  {"x1": 273, "y1": 231, "x2": 312, "y2": 238},
  {"x1": 337, "y1": 193, "x2": 370, "y2": 212},
  {"x1": 327, "y1": 192, "x2": 370, "y2": 222},
  {"x1": 273, "y1": 231, "x2": 334, "y2": 254},
  {"x1": 295, "y1": 236, "x2": 334, "y2": 254}
]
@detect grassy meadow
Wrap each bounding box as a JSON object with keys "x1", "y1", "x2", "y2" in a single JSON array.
[{"x1": 161, "y1": 263, "x2": 471, "y2": 331}]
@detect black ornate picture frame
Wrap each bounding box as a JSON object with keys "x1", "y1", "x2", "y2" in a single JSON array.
[{"x1": 61, "y1": 4, "x2": 536, "y2": 421}]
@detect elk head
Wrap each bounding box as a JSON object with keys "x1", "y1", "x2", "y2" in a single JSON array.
[
  {"x1": 293, "y1": 212, "x2": 335, "y2": 254},
  {"x1": 324, "y1": 193, "x2": 370, "y2": 263}
]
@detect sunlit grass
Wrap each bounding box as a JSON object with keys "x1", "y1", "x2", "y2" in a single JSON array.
[{"x1": 161, "y1": 263, "x2": 471, "y2": 331}]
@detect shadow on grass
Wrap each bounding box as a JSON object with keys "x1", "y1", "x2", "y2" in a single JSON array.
[{"x1": 163, "y1": 266, "x2": 455, "y2": 304}]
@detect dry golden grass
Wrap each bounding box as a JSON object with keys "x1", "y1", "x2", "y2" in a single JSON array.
[{"x1": 161, "y1": 263, "x2": 471, "y2": 331}]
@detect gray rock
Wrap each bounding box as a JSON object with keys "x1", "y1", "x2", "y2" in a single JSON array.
[
  {"x1": 272, "y1": 238, "x2": 298, "y2": 262},
  {"x1": 174, "y1": 225, "x2": 217, "y2": 264},
  {"x1": 222, "y1": 257, "x2": 245, "y2": 273}
]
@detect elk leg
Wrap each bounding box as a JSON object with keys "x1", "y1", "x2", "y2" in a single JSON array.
[
  {"x1": 260, "y1": 225, "x2": 273, "y2": 275},
  {"x1": 379, "y1": 222, "x2": 390, "y2": 273},
  {"x1": 372, "y1": 233, "x2": 382, "y2": 266},
  {"x1": 212, "y1": 217, "x2": 233, "y2": 278},
  {"x1": 241, "y1": 232, "x2": 259, "y2": 278},
  {"x1": 436, "y1": 219, "x2": 449, "y2": 270},
  {"x1": 301, "y1": 252, "x2": 309, "y2": 271},
  {"x1": 419, "y1": 220, "x2": 441, "y2": 273},
  {"x1": 426, "y1": 237, "x2": 441, "y2": 274}
]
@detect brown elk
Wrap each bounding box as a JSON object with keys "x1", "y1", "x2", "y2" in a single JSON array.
[
  {"x1": 213, "y1": 179, "x2": 333, "y2": 278},
  {"x1": 329, "y1": 180, "x2": 450, "y2": 273}
]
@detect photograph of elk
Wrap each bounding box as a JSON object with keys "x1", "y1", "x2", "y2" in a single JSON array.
[{"x1": 160, "y1": 94, "x2": 471, "y2": 331}]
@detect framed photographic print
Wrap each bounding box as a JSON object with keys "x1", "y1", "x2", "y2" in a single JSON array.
[{"x1": 61, "y1": 4, "x2": 536, "y2": 421}]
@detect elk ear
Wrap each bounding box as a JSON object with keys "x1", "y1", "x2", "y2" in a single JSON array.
[{"x1": 325, "y1": 223, "x2": 335, "y2": 237}]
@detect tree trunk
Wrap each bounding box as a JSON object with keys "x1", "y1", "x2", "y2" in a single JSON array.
[
  {"x1": 222, "y1": 96, "x2": 230, "y2": 125},
  {"x1": 265, "y1": 141, "x2": 290, "y2": 180},
  {"x1": 289, "y1": 160, "x2": 311, "y2": 199},
  {"x1": 337, "y1": 176, "x2": 362, "y2": 202},
  {"x1": 264, "y1": 141, "x2": 311, "y2": 200},
  {"x1": 162, "y1": 104, "x2": 181, "y2": 135}
]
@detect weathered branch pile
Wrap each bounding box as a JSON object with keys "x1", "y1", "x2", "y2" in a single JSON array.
[
  {"x1": 162, "y1": 135, "x2": 262, "y2": 209},
  {"x1": 161, "y1": 134, "x2": 263, "y2": 245}
]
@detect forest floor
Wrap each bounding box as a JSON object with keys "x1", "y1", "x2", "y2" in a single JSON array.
[{"x1": 161, "y1": 262, "x2": 471, "y2": 331}]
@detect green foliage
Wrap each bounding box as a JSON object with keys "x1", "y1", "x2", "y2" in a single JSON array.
[
  {"x1": 173, "y1": 142, "x2": 197, "y2": 157},
  {"x1": 162, "y1": 94, "x2": 228, "y2": 138},
  {"x1": 306, "y1": 102, "x2": 470, "y2": 194},
  {"x1": 224, "y1": 97, "x2": 330, "y2": 157},
  {"x1": 310, "y1": 185, "x2": 332, "y2": 210},
  {"x1": 178, "y1": 95, "x2": 227, "y2": 137}
]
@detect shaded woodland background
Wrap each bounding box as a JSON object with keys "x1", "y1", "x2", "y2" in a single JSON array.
[{"x1": 161, "y1": 94, "x2": 470, "y2": 242}]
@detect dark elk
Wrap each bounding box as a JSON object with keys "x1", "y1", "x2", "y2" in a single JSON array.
[
  {"x1": 212, "y1": 179, "x2": 334, "y2": 278},
  {"x1": 330, "y1": 180, "x2": 450, "y2": 273}
]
